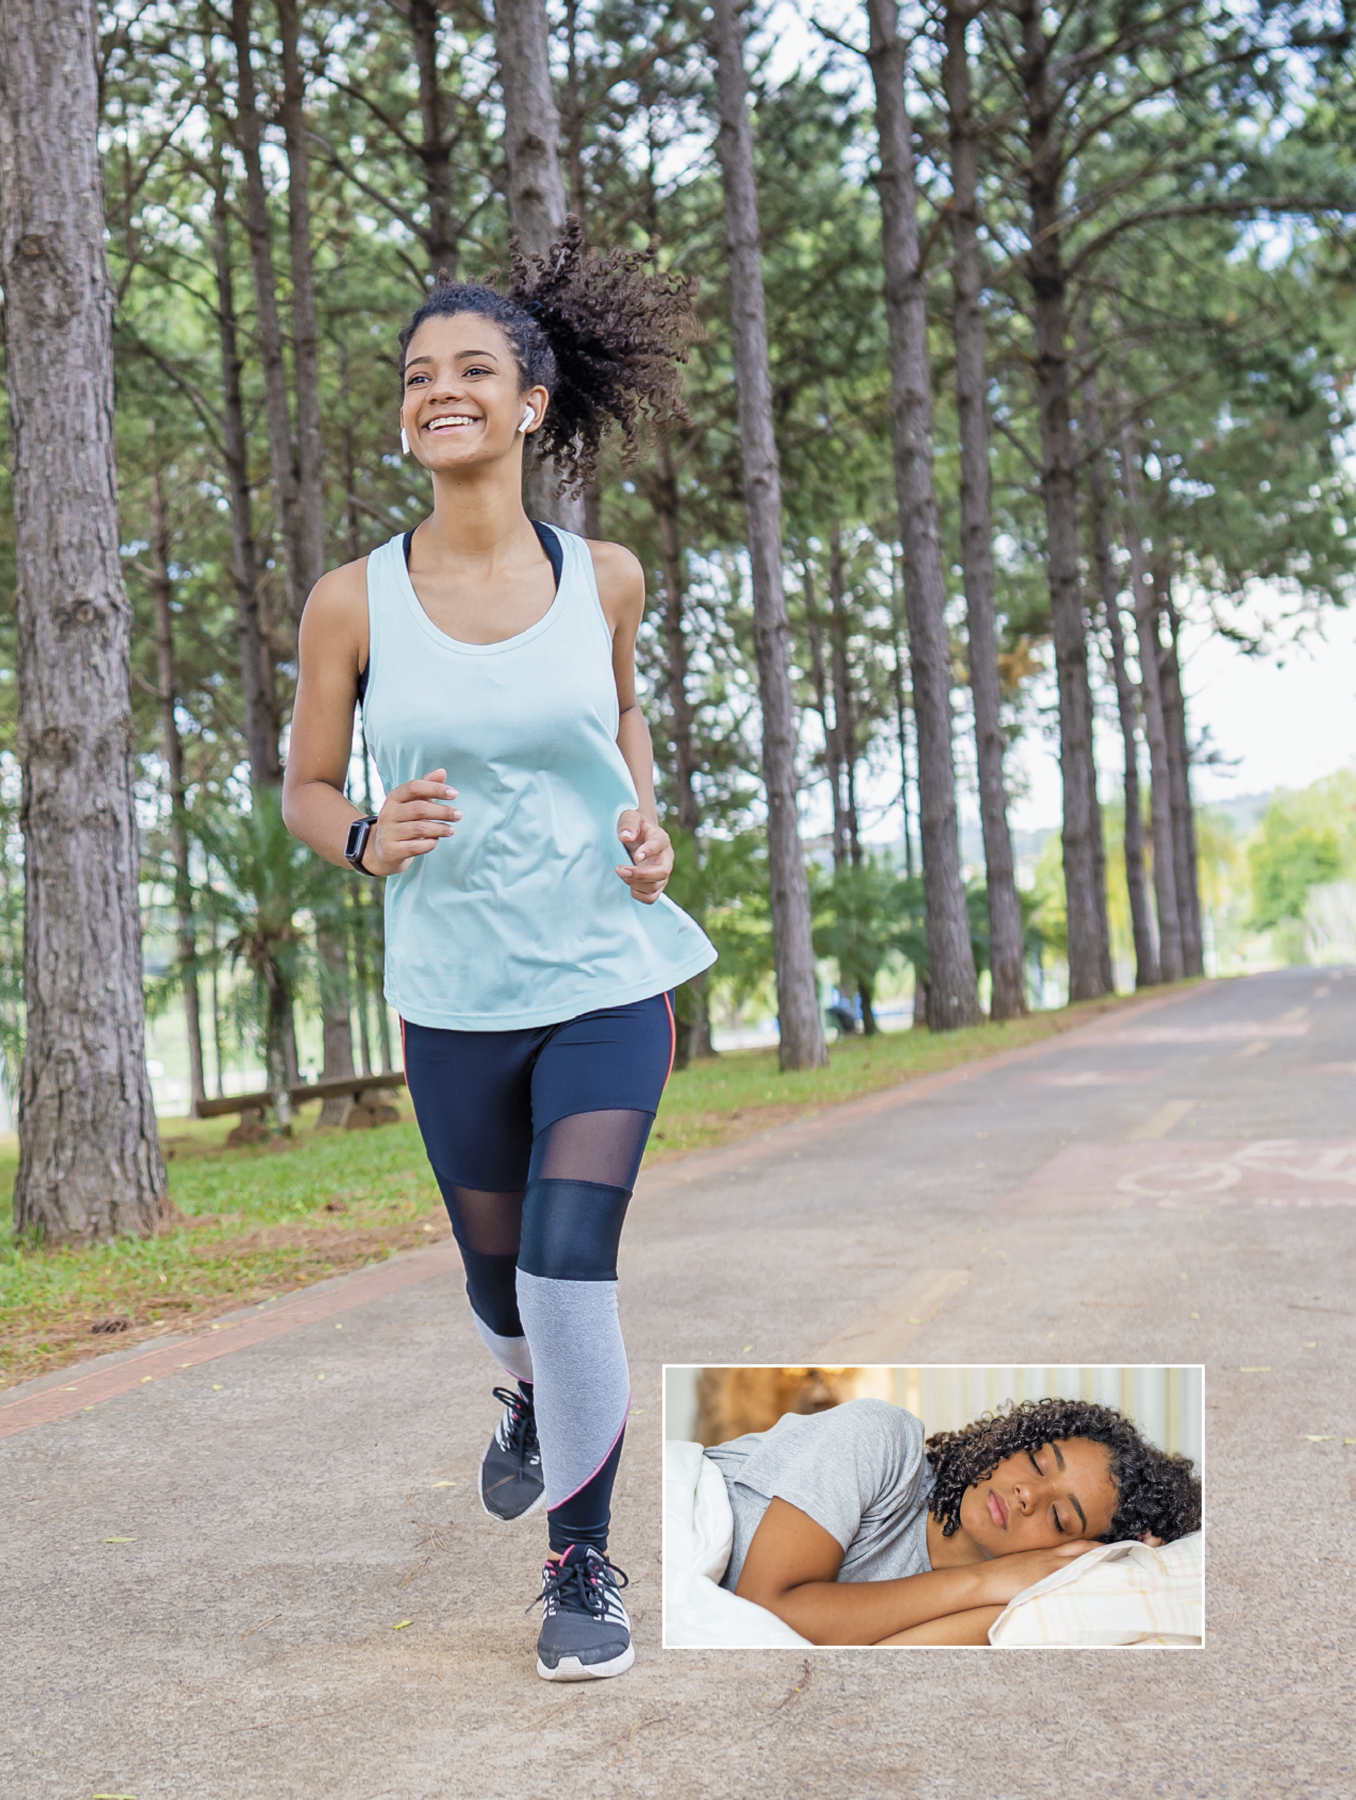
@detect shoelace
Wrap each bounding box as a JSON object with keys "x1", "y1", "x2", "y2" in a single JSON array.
[
  {"x1": 491, "y1": 1386, "x2": 539, "y2": 1458},
  {"x1": 530, "y1": 1552, "x2": 630, "y2": 1620}
]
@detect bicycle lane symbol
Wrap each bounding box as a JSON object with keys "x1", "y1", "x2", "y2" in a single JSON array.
[{"x1": 1116, "y1": 1140, "x2": 1356, "y2": 1208}]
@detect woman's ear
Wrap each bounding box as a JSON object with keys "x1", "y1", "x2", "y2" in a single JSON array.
[{"x1": 1139, "y1": 1532, "x2": 1163, "y2": 1547}]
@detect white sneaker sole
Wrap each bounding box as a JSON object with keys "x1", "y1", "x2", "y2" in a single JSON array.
[
  {"x1": 478, "y1": 1437, "x2": 546, "y2": 1522},
  {"x1": 536, "y1": 1642, "x2": 635, "y2": 1681}
]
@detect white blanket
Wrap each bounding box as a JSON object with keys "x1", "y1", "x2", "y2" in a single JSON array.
[{"x1": 662, "y1": 1441, "x2": 812, "y2": 1648}]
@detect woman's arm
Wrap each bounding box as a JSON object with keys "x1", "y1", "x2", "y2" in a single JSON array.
[
  {"x1": 736, "y1": 1498, "x2": 1100, "y2": 1647},
  {"x1": 875, "y1": 1607, "x2": 1006, "y2": 1647},
  {"x1": 281, "y1": 562, "x2": 462, "y2": 876},
  {"x1": 591, "y1": 539, "x2": 672, "y2": 904}
]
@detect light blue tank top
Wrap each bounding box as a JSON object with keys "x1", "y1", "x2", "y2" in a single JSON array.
[{"x1": 362, "y1": 526, "x2": 716, "y2": 1031}]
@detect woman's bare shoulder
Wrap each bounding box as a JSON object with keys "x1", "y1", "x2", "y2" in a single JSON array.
[
  {"x1": 305, "y1": 556, "x2": 370, "y2": 619},
  {"x1": 299, "y1": 557, "x2": 371, "y2": 657},
  {"x1": 586, "y1": 538, "x2": 646, "y2": 628}
]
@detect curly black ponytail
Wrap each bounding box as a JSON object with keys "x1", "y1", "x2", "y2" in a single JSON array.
[
  {"x1": 397, "y1": 217, "x2": 696, "y2": 493},
  {"x1": 925, "y1": 1396, "x2": 1202, "y2": 1545}
]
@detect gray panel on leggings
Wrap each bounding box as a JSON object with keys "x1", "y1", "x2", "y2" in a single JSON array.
[
  {"x1": 472, "y1": 1311, "x2": 534, "y2": 1384},
  {"x1": 515, "y1": 1270, "x2": 630, "y2": 1511}
]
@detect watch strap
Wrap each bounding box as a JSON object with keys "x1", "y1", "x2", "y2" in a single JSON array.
[{"x1": 345, "y1": 814, "x2": 379, "y2": 875}]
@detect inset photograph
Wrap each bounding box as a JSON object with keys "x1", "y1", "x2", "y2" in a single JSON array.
[{"x1": 663, "y1": 1364, "x2": 1203, "y2": 1649}]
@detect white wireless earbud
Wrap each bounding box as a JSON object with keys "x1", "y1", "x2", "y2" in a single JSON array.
[
  {"x1": 400, "y1": 425, "x2": 410, "y2": 455},
  {"x1": 518, "y1": 406, "x2": 534, "y2": 435}
]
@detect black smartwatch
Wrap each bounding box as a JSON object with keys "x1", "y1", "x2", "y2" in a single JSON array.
[{"x1": 344, "y1": 813, "x2": 380, "y2": 875}]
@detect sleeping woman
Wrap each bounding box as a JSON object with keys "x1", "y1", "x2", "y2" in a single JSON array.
[{"x1": 705, "y1": 1395, "x2": 1201, "y2": 1645}]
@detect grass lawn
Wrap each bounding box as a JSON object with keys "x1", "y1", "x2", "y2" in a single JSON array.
[{"x1": 0, "y1": 986, "x2": 1178, "y2": 1388}]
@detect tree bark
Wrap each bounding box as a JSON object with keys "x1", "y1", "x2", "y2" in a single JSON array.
[
  {"x1": 409, "y1": 0, "x2": 459, "y2": 275},
  {"x1": 890, "y1": 570, "x2": 916, "y2": 878},
  {"x1": 866, "y1": 0, "x2": 980, "y2": 1030},
  {"x1": 495, "y1": 0, "x2": 586, "y2": 533},
  {"x1": 1156, "y1": 576, "x2": 1204, "y2": 976},
  {"x1": 708, "y1": 0, "x2": 827, "y2": 1070},
  {"x1": 277, "y1": 0, "x2": 353, "y2": 1114},
  {"x1": 1119, "y1": 424, "x2": 1183, "y2": 982},
  {"x1": 1013, "y1": 0, "x2": 1112, "y2": 1001},
  {"x1": 1079, "y1": 369, "x2": 1158, "y2": 987},
  {"x1": 208, "y1": 119, "x2": 281, "y2": 786},
  {"x1": 803, "y1": 559, "x2": 849, "y2": 870},
  {"x1": 276, "y1": 0, "x2": 326, "y2": 605},
  {"x1": 650, "y1": 439, "x2": 714, "y2": 1058},
  {"x1": 827, "y1": 531, "x2": 861, "y2": 867},
  {"x1": 0, "y1": 0, "x2": 167, "y2": 1242},
  {"x1": 148, "y1": 438, "x2": 207, "y2": 1111},
  {"x1": 942, "y1": 3, "x2": 1025, "y2": 1019},
  {"x1": 229, "y1": 0, "x2": 310, "y2": 628}
]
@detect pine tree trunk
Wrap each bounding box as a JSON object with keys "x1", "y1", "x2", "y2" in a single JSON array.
[
  {"x1": 1014, "y1": 0, "x2": 1112, "y2": 1001},
  {"x1": 943, "y1": 3, "x2": 1025, "y2": 1019},
  {"x1": 229, "y1": 0, "x2": 310, "y2": 627},
  {"x1": 148, "y1": 442, "x2": 207, "y2": 1111},
  {"x1": 803, "y1": 560, "x2": 849, "y2": 870},
  {"x1": 827, "y1": 531, "x2": 862, "y2": 867},
  {"x1": 709, "y1": 0, "x2": 827, "y2": 1071},
  {"x1": 890, "y1": 578, "x2": 916, "y2": 878},
  {"x1": 0, "y1": 0, "x2": 167, "y2": 1242},
  {"x1": 206, "y1": 110, "x2": 281, "y2": 786},
  {"x1": 409, "y1": 0, "x2": 458, "y2": 274},
  {"x1": 495, "y1": 0, "x2": 586, "y2": 533},
  {"x1": 651, "y1": 439, "x2": 715, "y2": 1059},
  {"x1": 866, "y1": 0, "x2": 981, "y2": 1030},
  {"x1": 653, "y1": 439, "x2": 700, "y2": 839},
  {"x1": 277, "y1": 0, "x2": 354, "y2": 1116},
  {"x1": 1079, "y1": 364, "x2": 1157, "y2": 987},
  {"x1": 1157, "y1": 579, "x2": 1204, "y2": 976},
  {"x1": 276, "y1": 0, "x2": 326, "y2": 607},
  {"x1": 1120, "y1": 427, "x2": 1183, "y2": 982}
]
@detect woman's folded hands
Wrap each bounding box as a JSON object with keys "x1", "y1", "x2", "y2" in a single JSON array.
[{"x1": 970, "y1": 1538, "x2": 1102, "y2": 1608}]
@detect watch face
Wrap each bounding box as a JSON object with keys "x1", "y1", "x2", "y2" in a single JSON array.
[{"x1": 347, "y1": 817, "x2": 372, "y2": 866}]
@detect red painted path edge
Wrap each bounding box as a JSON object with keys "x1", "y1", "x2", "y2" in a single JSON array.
[{"x1": 0, "y1": 1241, "x2": 456, "y2": 1441}]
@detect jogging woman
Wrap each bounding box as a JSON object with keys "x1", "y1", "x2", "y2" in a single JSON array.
[{"x1": 283, "y1": 226, "x2": 715, "y2": 1681}]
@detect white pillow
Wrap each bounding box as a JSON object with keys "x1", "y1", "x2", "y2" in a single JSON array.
[{"x1": 988, "y1": 1531, "x2": 1204, "y2": 1647}]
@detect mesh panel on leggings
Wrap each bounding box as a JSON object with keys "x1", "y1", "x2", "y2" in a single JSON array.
[
  {"x1": 444, "y1": 1185, "x2": 524, "y2": 1258},
  {"x1": 529, "y1": 1109, "x2": 654, "y2": 1192}
]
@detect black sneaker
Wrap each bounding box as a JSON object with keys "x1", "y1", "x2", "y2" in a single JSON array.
[
  {"x1": 534, "y1": 1546, "x2": 634, "y2": 1681},
  {"x1": 479, "y1": 1386, "x2": 545, "y2": 1522}
]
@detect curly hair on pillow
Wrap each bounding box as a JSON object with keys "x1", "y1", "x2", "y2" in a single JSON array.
[
  {"x1": 397, "y1": 216, "x2": 697, "y2": 494},
  {"x1": 925, "y1": 1396, "x2": 1201, "y2": 1545}
]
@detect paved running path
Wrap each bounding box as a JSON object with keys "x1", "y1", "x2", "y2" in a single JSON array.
[{"x1": 3, "y1": 968, "x2": 1353, "y2": 1799}]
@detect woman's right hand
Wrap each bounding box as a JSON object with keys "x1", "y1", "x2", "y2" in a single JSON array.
[
  {"x1": 366, "y1": 767, "x2": 461, "y2": 876},
  {"x1": 974, "y1": 1540, "x2": 1103, "y2": 1607}
]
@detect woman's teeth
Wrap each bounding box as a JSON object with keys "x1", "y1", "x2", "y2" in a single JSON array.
[{"x1": 425, "y1": 415, "x2": 477, "y2": 432}]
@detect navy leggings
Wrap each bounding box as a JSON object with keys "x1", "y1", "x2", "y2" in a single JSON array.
[{"x1": 402, "y1": 991, "x2": 675, "y2": 1552}]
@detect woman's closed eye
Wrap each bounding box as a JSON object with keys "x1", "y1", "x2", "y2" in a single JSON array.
[{"x1": 1029, "y1": 1449, "x2": 1066, "y2": 1533}]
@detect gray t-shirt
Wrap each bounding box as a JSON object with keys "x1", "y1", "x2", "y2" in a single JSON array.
[{"x1": 705, "y1": 1399, "x2": 934, "y2": 1591}]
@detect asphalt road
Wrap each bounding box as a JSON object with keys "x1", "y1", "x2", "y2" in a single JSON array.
[{"x1": 2, "y1": 967, "x2": 1353, "y2": 1800}]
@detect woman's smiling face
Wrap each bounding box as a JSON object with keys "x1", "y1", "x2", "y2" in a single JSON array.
[
  {"x1": 399, "y1": 312, "x2": 546, "y2": 471},
  {"x1": 957, "y1": 1437, "x2": 1119, "y2": 1554}
]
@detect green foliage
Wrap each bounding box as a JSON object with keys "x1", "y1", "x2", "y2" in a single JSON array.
[
  {"x1": 810, "y1": 859, "x2": 924, "y2": 993},
  {"x1": 1247, "y1": 773, "x2": 1356, "y2": 929}
]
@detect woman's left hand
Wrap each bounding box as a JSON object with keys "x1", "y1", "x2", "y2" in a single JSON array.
[{"x1": 616, "y1": 810, "x2": 673, "y2": 904}]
